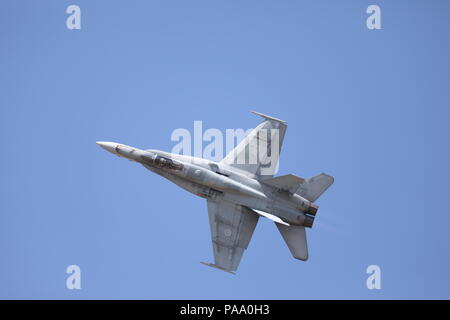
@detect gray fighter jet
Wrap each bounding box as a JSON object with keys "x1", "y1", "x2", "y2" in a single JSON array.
[{"x1": 97, "y1": 112, "x2": 334, "y2": 274}]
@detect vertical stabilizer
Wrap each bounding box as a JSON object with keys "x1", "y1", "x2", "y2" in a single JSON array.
[{"x1": 275, "y1": 223, "x2": 308, "y2": 261}]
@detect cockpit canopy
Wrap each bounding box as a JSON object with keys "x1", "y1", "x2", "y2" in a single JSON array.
[
  {"x1": 141, "y1": 153, "x2": 183, "y2": 171},
  {"x1": 154, "y1": 155, "x2": 184, "y2": 171}
]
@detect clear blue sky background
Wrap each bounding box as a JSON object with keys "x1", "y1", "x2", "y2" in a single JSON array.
[{"x1": 1, "y1": 0, "x2": 449, "y2": 299}]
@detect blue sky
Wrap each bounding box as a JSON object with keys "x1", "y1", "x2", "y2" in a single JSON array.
[{"x1": 1, "y1": 0, "x2": 450, "y2": 299}]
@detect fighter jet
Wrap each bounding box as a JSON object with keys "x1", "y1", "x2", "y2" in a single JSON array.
[{"x1": 97, "y1": 111, "x2": 334, "y2": 274}]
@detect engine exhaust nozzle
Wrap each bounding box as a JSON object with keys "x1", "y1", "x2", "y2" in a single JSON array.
[
  {"x1": 305, "y1": 203, "x2": 319, "y2": 216},
  {"x1": 304, "y1": 215, "x2": 315, "y2": 228}
]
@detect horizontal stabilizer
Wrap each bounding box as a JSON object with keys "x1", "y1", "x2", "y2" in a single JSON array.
[
  {"x1": 260, "y1": 174, "x2": 305, "y2": 193},
  {"x1": 252, "y1": 209, "x2": 290, "y2": 226},
  {"x1": 276, "y1": 224, "x2": 308, "y2": 261},
  {"x1": 296, "y1": 173, "x2": 334, "y2": 202}
]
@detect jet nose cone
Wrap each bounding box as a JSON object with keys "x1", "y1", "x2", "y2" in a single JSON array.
[{"x1": 96, "y1": 141, "x2": 117, "y2": 154}]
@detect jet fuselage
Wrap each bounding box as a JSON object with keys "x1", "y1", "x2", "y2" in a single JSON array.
[{"x1": 96, "y1": 141, "x2": 317, "y2": 227}]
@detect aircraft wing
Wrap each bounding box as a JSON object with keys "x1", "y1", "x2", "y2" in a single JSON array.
[
  {"x1": 220, "y1": 111, "x2": 287, "y2": 178},
  {"x1": 205, "y1": 199, "x2": 259, "y2": 273}
]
